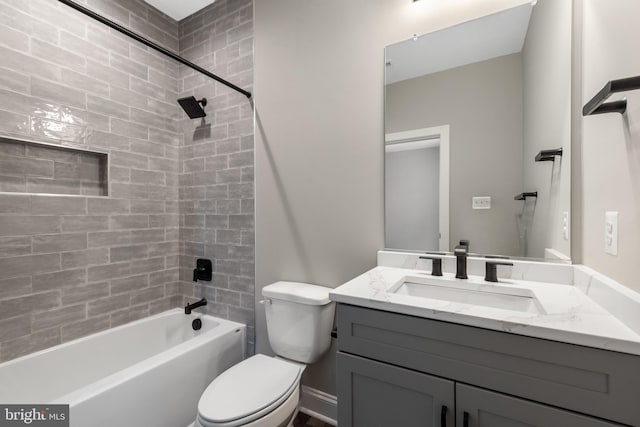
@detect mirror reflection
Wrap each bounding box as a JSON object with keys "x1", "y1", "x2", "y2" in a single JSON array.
[{"x1": 384, "y1": 0, "x2": 571, "y2": 261}]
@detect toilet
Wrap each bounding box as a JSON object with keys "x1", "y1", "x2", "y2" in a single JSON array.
[{"x1": 194, "y1": 281, "x2": 336, "y2": 427}]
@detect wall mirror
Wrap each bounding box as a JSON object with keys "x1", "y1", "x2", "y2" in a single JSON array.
[{"x1": 384, "y1": 0, "x2": 572, "y2": 261}]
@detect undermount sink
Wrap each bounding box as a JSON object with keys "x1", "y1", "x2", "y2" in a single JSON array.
[{"x1": 390, "y1": 275, "x2": 545, "y2": 314}]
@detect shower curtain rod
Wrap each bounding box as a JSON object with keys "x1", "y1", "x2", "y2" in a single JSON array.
[{"x1": 57, "y1": 0, "x2": 252, "y2": 99}]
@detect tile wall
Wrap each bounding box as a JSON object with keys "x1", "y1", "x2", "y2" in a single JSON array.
[
  {"x1": 176, "y1": 0, "x2": 255, "y2": 352},
  {"x1": 0, "y1": 0, "x2": 255, "y2": 362},
  {"x1": 0, "y1": 0, "x2": 183, "y2": 362},
  {"x1": 0, "y1": 137, "x2": 108, "y2": 196}
]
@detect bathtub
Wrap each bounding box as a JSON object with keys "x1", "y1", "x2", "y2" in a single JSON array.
[{"x1": 0, "y1": 308, "x2": 246, "y2": 427}]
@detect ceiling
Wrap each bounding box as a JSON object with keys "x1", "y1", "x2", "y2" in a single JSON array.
[
  {"x1": 385, "y1": 2, "x2": 534, "y2": 85},
  {"x1": 143, "y1": 0, "x2": 216, "y2": 21}
]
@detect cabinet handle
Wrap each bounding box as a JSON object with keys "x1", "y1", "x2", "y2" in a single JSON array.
[
  {"x1": 440, "y1": 405, "x2": 447, "y2": 427},
  {"x1": 463, "y1": 411, "x2": 470, "y2": 427}
]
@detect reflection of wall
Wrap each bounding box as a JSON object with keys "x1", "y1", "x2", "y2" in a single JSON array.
[
  {"x1": 580, "y1": 0, "x2": 640, "y2": 293},
  {"x1": 522, "y1": 0, "x2": 572, "y2": 259},
  {"x1": 386, "y1": 54, "x2": 524, "y2": 256},
  {"x1": 385, "y1": 146, "x2": 439, "y2": 250}
]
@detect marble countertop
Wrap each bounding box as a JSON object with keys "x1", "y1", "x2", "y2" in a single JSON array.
[{"x1": 330, "y1": 266, "x2": 640, "y2": 356}]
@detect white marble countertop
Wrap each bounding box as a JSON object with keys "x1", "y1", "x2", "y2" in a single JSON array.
[{"x1": 330, "y1": 265, "x2": 640, "y2": 356}]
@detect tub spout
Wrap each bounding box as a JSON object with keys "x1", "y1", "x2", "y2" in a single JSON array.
[{"x1": 185, "y1": 298, "x2": 207, "y2": 314}]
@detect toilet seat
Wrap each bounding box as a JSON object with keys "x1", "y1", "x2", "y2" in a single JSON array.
[{"x1": 197, "y1": 354, "x2": 302, "y2": 427}]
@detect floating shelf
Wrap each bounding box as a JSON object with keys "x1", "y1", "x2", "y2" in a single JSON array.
[
  {"x1": 583, "y1": 75, "x2": 640, "y2": 116},
  {"x1": 535, "y1": 148, "x2": 563, "y2": 162},
  {"x1": 514, "y1": 192, "x2": 537, "y2": 201}
]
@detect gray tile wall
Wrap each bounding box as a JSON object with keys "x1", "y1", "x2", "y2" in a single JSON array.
[
  {"x1": 176, "y1": 0, "x2": 255, "y2": 352},
  {"x1": 0, "y1": 0, "x2": 183, "y2": 362},
  {"x1": 0, "y1": 137, "x2": 108, "y2": 195}
]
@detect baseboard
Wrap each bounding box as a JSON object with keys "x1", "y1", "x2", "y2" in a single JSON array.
[{"x1": 299, "y1": 385, "x2": 337, "y2": 426}]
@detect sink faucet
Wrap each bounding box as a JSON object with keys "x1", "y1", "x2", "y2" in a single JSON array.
[
  {"x1": 185, "y1": 298, "x2": 207, "y2": 314},
  {"x1": 454, "y1": 240, "x2": 469, "y2": 279}
]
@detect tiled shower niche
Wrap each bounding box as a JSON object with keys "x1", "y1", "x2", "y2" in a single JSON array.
[{"x1": 0, "y1": 137, "x2": 108, "y2": 196}]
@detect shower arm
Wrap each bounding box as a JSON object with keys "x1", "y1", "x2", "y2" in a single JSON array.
[{"x1": 57, "y1": 0, "x2": 252, "y2": 99}]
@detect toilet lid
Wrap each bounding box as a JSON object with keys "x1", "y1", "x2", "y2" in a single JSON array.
[{"x1": 198, "y1": 354, "x2": 301, "y2": 426}]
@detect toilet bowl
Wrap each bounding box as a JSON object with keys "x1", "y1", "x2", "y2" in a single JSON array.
[
  {"x1": 194, "y1": 282, "x2": 335, "y2": 427},
  {"x1": 195, "y1": 355, "x2": 303, "y2": 427}
]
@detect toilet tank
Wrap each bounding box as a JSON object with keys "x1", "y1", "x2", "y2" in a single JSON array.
[{"x1": 262, "y1": 282, "x2": 335, "y2": 364}]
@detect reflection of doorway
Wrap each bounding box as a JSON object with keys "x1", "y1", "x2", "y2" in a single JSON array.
[{"x1": 385, "y1": 125, "x2": 450, "y2": 252}]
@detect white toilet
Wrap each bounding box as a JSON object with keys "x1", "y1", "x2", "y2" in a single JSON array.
[{"x1": 194, "y1": 281, "x2": 336, "y2": 427}]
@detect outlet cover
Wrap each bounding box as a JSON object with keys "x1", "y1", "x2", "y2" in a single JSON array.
[
  {"x1": 472, "y1": 196, "x2": 491, "y2": 210},
  {"x1": 605, "y1": 211, "x2": 618, "y2": 256}
]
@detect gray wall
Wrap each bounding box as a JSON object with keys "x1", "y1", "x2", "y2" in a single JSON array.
[
  {"x1": 254, "y1": 0, "x2": 533, "y2": 398},
  {"x1": 0, "y1": 0, "x2": 182, "y2": 362},
  {"x1": 385, "y1": 146, "x2": 440, "y2": 251},
  {"x1": 522, "y1": 0, "x2": 572, "y2": 259},
  {"x1": 386, "y1": 54, "x2": 524, "y2": 256},
  {"x1": 175, "y1": 0, "x2": 255, "y2": 352},
  {"x1": 579, "y1": 0, "x2": 640, "y2": 293}
]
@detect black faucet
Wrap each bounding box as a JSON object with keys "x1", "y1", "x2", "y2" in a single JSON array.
[
  {"x1": 185, "y1": 298, "x2": 207, "y2": 314},
  {"x1": 454, "y1": 240, "x2": 469, "y2": 279}
]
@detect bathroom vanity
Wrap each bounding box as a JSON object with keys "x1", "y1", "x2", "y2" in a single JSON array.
[{"x1": 330, "y1": 253, "x2": 640, "y2": 427}]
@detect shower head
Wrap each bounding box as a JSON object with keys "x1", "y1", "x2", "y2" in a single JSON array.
[{"x1": 178, "y1": 96, "x2": 208, "y2": 119}]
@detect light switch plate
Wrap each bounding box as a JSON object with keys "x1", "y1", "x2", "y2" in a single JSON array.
[
  {"x1": 472, "y1": 196, "x2": 491, "y2": 210},
  {"x1": 605, "y1": 211, "x2": 618, "y2": 255},
  {"x1": 562, "y1": 212, "x2": 569, "y2": 241}
]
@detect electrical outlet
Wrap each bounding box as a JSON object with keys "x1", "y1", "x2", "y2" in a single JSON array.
[
  {"x1": 472, "y1": 196, "x2": 491, "y2": 210},
  {"x1": 604, "y1": 211, "x2": 618, "y2": 255},
  {"x1": 562, "y1": 212, "x2": 569, "y2": 241}
]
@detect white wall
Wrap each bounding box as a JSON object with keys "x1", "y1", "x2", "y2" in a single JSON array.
[
  {"x1": 580, "y1": 0, "x2": 640, "y2": 292},
  {"x1": 254, "y1": 0, "x2": 541, "y2": 397},
  {"x1": 522, "y1": 0, "x2": 572, "y2": 259}
]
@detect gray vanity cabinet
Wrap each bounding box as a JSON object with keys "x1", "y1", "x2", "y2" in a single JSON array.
[
  {"x1": 337, "y1": 352, "x2": 454, "y2": 427},
  {"x1": 336, "y1": 303, "x2": 638, "y2": 427},
  {"x1": 456, "y1": 384, "x2": 621, "y2": 427}
]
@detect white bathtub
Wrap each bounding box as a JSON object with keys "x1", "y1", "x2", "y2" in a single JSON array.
[{"x1": 0, "y1": 308, "x2": 246, "y2": 427}]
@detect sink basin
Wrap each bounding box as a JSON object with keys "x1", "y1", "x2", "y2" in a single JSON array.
[{"x1": 390, "y1": 275, "x2": 544, "y2": 314}]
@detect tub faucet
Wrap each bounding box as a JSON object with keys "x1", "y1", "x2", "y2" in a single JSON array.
[
  {"x1": 185, "y1": 298, "x2": 207, "y2": 314},
  {"x1": 454, "y1": 241, "x2": 469, "y2": 279}
]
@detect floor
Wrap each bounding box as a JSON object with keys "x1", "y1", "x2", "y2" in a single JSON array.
[{"x1": 292, "y1": 412, "x2": 335, "y2": 427}]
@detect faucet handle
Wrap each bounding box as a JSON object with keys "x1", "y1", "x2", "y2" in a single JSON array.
[
  {"x1": 419, "y1": 256, "x2": 443, "y2": 276},
  {"x1": 485, "y1": 261, "x2": 514, "y2": 282},
  {"x1": 193, "y1": 258, "x2": 212, "y2": 282}
]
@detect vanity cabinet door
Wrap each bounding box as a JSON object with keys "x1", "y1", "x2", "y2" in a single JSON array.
[
  {"x1": 456, "y1": 384, "x2": 624, "y2": 427},
  {"x1": 337, "y1": 352, "x2": 455, "y2": 427}
]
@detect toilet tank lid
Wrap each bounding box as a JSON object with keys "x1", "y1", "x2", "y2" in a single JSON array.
[{"x1": 262, "y1": 281, "x2": 332, "y2": 305}]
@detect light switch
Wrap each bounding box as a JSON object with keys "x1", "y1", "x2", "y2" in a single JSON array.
[
  {"x1": 472, "y1": 196, "x2": 491, "y2": 210},
  {"x1": 604, "y1": 211, "x2": 618, "y2": 255},
  {"x1": 562, "y1": 212, "x2": 569, "y2": 241}
]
